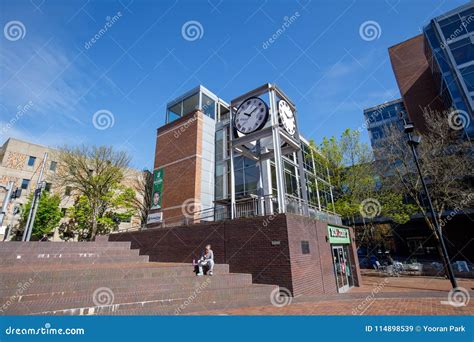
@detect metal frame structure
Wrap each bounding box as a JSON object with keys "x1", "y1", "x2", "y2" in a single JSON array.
[{"x1": 229, "y1": 83, "x2": 308, "y2": 218}]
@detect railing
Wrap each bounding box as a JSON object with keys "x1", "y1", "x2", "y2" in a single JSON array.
[{"x1": 112, "y1": 194, "x2": 342, "y2": 233}]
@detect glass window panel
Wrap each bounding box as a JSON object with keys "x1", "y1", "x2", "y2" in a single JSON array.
[
  {"x1": 201, "y1": 93, "x2": 215, "y2": 119},
  {"x1": 461, "y1": 65, "x2": 474, "y2": 92},
  {"x1": 450, "y1": 38, "x2": 474, "y2": 65},
  {"x1": 440, "y1": 17, "x2": 467, "y2": 39},
  {"x1": 215, "y1": 129, "x2": 224, "y2": 161},
  {"x1": 182, "y1": 93, "x2": 199, "y2": 116},
  {"x1": 219, "y1": 104, "x2": 230, "y2": 122},
  {"x1": 21, "y1": 179, "x2": 30, "y2": 190},
  {"x1": 167, "y1": 102, "x2": 182, "y2": 122},
  {"x1": 27, "y1": 156, "x2": 36, "y2": 166}
]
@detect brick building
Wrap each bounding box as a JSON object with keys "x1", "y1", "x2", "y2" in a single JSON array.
[
  {"x1": 0, "y1": 138, "x2": 145, "y2": 240},
  {"x1": 113, "y1": 84, "x2": 362, "y2": 295}
]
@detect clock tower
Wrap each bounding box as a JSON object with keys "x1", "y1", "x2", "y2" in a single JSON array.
[{"x1": 229, "y1": 83, "x2": 309, "y2": 218}]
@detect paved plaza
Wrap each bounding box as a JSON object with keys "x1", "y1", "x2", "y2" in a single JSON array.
[{"x1": 193, "y1": 274, "x2": 474, "y2": 315}]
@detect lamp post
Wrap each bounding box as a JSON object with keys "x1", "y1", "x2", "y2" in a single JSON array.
[{"x1": 400, "y1": 113, "x2": 458, "y2": 290}]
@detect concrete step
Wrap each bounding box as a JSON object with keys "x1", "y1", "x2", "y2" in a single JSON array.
[
  {"x1": 0, "y1": 263, "x2": 230, "y2": 287},
  {"x1": 5, "y1": 284, "x2": 277, "y2": 315},
  {"x1": 0, "y1": 274, "x2": 253, "y2": 301}
]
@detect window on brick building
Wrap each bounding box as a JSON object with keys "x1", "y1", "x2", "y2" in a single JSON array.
[
  {"x1": 301, "y1": 241, "x2": 310, "y2": 254},
  {"x1": 65, "y1": 186, "x2": 72, "y2": 196},
  {"x1": 49, "y1": 161, "x2": 57, "y2": 172},
  {"x1": 27, "y1": 156, "x2": 36, "y2": 167},
  {"x1": 21, "y1": 179, "x2": 30, "y2": 190},
  {"x1": 44, "y1": 182, "x2": 52, "y2": 192}
]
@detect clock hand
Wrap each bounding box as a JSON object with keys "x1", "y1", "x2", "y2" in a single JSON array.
[{"x1": 244, "y1": 107, "x2": 258, "y2": 117}]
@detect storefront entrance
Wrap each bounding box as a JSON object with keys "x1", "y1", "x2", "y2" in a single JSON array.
[
  {"x1": 328, "y1": 225, "x2": 354, "y2": 293},
  {"x1": 331, "y1": 245, "x2": 352, "y2": 293}
]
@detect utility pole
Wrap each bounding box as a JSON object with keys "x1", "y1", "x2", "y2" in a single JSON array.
[
  {"x1": 400, "y1": 113, "x2": 458, "y2": 290},
  {"x1": 22, "y1": 152, "x2": 48, "y2": 241}
]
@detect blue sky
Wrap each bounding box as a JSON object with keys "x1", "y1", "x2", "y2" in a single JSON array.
[{"x1": 0, "y1": 0, "x2": 469, "y2": 169}]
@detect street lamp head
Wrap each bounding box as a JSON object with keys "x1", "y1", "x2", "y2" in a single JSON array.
[
  {"x1": 407, "y1": 135, "x2": 422, "y2": 146},
  {"x1": 404, "y1": 122, "x2": 415, "y2": 133}
]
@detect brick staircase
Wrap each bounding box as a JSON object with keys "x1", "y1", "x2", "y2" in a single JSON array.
[{"x1": 0, "y1": 237, "x2": 278, "y2": 315}]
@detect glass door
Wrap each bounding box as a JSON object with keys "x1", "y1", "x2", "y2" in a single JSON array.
[{"x1": 332, "y1": 246, "x2": 350, "y2": 293}]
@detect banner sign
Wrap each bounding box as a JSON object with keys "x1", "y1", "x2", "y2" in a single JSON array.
[
  {"x1": 146, "y1": 212, "x2": 162, "y2": 224},
  {"x1": 328, "y1": 225, "x2": 350, "y2": 244},
  {"x1": 151, "y1": 168, "x2": 164, "y2": 210}
]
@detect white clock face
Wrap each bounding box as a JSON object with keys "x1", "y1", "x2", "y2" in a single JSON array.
[
  {"x1": 278, "y1": 99, "x2": 296, "y2": 135},
  {"x1": 234, "y1": 97, "x2": 269, "y2": 134}
]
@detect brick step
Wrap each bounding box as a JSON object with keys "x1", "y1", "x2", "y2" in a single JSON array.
[
  {"x1": 6, "y1": 284, "x2": 277, "y2": 315},
  {"x1": 0, "y1": 264, "x2": 230, "y2": 286},
  {"x1": 0, "y1": 268, "x2": 241, "y2": 292},
  {"x1": 0, "y1": 274, "x2": 253, "y2": 301},
  {"x1": 105, "y1": 296, "x2": 274, "y2": 316},
  {"x1": 0, "y1": 242, "x2": 132, "y2": 251},
  {"x1": 0, "y1": 249, "x2": 140, "y2": 259},
  {"x1": 0, "y1": 255, "x2": 150, "y2": 267},
  {"x1": 0, "y1": 241, "x2": 130, "y2": 247}
]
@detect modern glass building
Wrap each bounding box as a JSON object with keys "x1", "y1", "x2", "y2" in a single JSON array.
[
  {"x1": 155, "y1": 85, "x2": 340, "y2": 226},
  {"x1": 423, "y1": 2, "x2": 474, "y2": 138},
  {"x1": 363, "y1": 98, "x2": 407, "y2": 152}
]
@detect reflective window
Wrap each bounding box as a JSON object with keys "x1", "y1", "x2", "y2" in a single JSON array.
[
  {"x1": 27, "y1": 156, "x2": 36, "y2": 167},
  {"x1": 21, "y1": 179, "x2": 30, "y2": 190},
  {"x1": 167, "y1": 102, "x2": 182, "y2": 122},
  {"x1": 450, "y1": 37, "x2": 474, "y2": 65},
  {"x1": 219, "y1": 104, "x2": 230, "y2": 122},
  {"x1": 461, "y1": 65, "x2": 474, "y2": 92},
  {"x1": 201, "y1": 93, "x2": 215, "y2": 119},
  {"x1": 182, "y1": 93, "x2": 199, "y2": 116}
]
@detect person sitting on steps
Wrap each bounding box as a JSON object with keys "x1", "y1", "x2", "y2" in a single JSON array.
[{"x1": 196, "y1": 244, "x2": 214, "y2": 276}]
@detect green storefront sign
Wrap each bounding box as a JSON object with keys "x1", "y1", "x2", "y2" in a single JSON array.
[
  {"x1": 151, "y1": 168, "x2": 164, "y2": 210},
  {"x1": 327, "y1": 225, "x2": 350, "y2": 244}
]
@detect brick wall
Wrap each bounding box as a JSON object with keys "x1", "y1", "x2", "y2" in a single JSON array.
[
  {"x1": 109, "y1": 214, "x2": 361, "y2": 296},
  {"x1": 389, "y1": 35, "x2": 446, "y2": 132},
  {"x1": 152, "y1": 111, "x2": 204, "y2": 222}
]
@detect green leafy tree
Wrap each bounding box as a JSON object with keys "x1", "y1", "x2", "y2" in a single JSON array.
[
  {"x1": 20, "y1": 191, "x2": 63, "y2": 239},
  {"x1": 309, "y1": 129, "x2": 417, "y2": 252},
  {"x1": 55, "y1": 145, "x2": 131, "y2": 240},
  {"x1": 59, "y1": 187, "x2": 136, "y2": 241}
]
